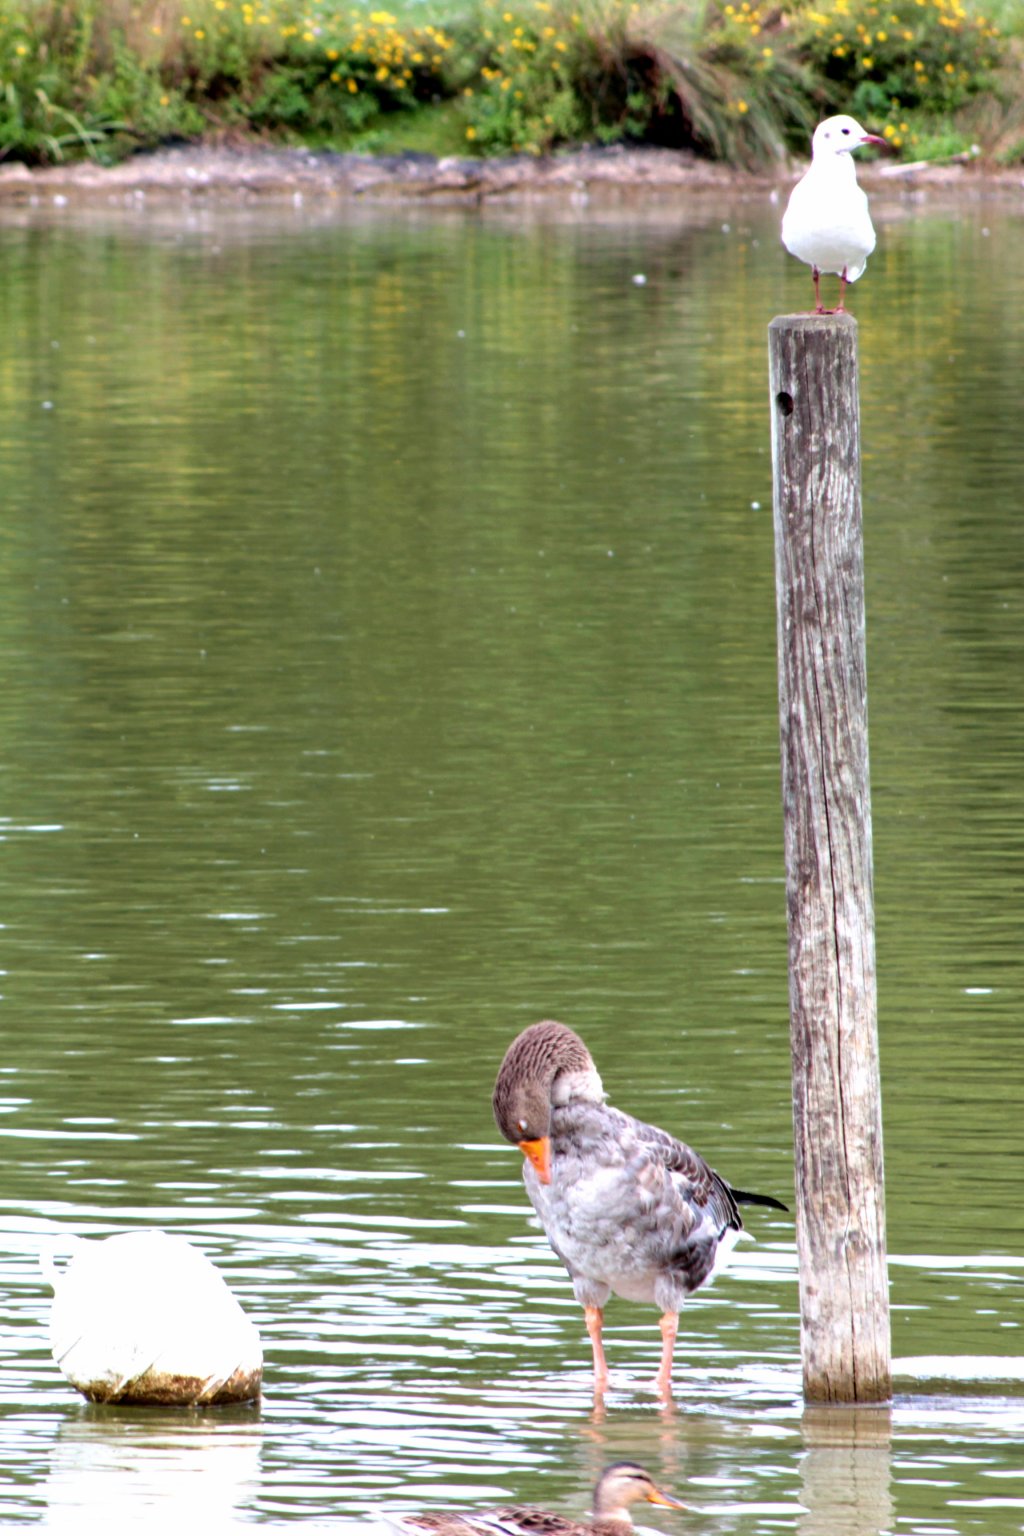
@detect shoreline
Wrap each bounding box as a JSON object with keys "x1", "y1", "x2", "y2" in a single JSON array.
[{"x1": 2, "y1": 141, "x2": 1023, "y2": 208}]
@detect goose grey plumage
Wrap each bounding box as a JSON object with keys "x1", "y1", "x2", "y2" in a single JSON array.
[
  {"x1": 389, "y1": 1461, "x2": 686, "y2": 1534},
  {"x1": 493, "y1": 1020, "x2": 787, "y2": 1399}
]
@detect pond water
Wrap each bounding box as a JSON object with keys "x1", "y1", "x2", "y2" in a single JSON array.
[{"x1": 1, "y1": 181, "x2": 1023, "y2": 1532}]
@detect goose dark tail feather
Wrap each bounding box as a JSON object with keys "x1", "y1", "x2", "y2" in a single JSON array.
[{"x1": 730, "y1": 1186, "x2": 789, "y2": 1213}]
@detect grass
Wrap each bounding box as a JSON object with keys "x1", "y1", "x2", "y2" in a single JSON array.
[{"x1": 0, "y1": 0, "x2": 1018, "y2": 166}]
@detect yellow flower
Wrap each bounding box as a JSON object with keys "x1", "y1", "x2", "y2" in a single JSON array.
[
  {"x1": 347, "y1": 78, "x2": 358, "y2": 92},
  {"x1": 466, "y1": 125, "x2": 477, "y2": 139},
  {"x1": 943, "y1": 60, "x2": 954, "y2": 70},
  {"x1": 326, "y1": 47, "x2": 339, "y2": 59},
  {"x1": 194, "y1": 26, "x2": 205, "y2": 38},
  {"x1": 861, "y1": 53, "x2": 873, "y2": 65},
  {"x1": 737, "y1": 98, "x2": 749, "y2": 113}
]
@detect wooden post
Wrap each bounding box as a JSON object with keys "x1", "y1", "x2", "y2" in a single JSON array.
[{"x1": 768, "y1": 313, "x2": 891, "y2": 1403}]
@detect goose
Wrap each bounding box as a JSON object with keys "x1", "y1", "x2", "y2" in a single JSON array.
[{"x1": 493, "y1": 1020, "x2": 787, "y2": 1399}]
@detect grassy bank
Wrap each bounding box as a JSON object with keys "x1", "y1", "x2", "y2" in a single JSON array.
[{"x1": 0, "y1": 0, "x2": 1020, "y2": 167}]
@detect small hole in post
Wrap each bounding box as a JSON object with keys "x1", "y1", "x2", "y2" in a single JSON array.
[{"x1": 776, "y1": 391, "x2": 794, "y2": 417}]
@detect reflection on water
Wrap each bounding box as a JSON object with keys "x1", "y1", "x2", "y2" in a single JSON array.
[
  {"x1": 41, "y1": 1410, "x2": 263, "y2": 1532},
  {"x1": 799, "y1": 1407, "x2": 893, "y2": 1536},
  {"x1": 0, "y1": 188, "x2": 1023, "y2": 1529}
]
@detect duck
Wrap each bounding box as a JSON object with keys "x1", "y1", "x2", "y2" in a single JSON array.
[
  {"x1": 388, "y1": 1460, "x2": 686, "y2": 1534},
  {"x1": 492, "y1": 1020, "x2": 787, "y2": 1400},
  {"x1": 781, "y1": 115, "x2": 886, "y2": 314}
]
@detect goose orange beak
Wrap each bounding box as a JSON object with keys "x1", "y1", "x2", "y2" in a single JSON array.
[{"x1": 518, "y1": 1135, "x2": 551, "y2": 1184}]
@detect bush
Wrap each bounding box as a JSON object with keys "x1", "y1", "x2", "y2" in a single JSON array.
[
  {"x1": 0, "y1": 0, "x2": 1013, "y2": 165},
  {"x1": 788, "y1": 0, "x2": 1002, "y2": 149},
  {"x1": 445, "y1": 0, "x2": 590, "y2": 154}
]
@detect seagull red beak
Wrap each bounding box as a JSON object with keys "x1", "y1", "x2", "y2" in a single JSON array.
[
  {"x1": 861, "y1": 133, "x2": 887, "y2": 147},
  {"x1": 518, "y1": 1135, "x2": 552, "y2": 1184}
]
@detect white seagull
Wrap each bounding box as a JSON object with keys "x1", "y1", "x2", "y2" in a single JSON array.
[{"x1": 781, "y1": 115, "x2": 886, "y2": 313}]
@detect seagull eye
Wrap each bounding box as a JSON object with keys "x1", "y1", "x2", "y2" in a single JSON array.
[{"x1": 841, "y1": 127, "x2": 851, "y2": 135}]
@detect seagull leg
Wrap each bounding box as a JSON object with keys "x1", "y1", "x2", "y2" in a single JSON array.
[
  {"x1": 583, "y1": 1305, "x2": 609, "y2": 1396},
  {"x1": 836, "y1": 267, "x2": 849, "y2": 313},
  {"x1": 812, "y1": 266, "x2": 825, "y2": 314},
  {"x1": 655, "y1": 1310, "x2": 678, "y2": 1401}
]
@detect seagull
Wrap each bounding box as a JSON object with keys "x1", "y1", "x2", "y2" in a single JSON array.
[
  {"x1": 781, "y1": 114, "x2": 886, "y2": 313},
  {"x1": 386, "y1": 1461, "x2": 687, "y2": 1535},
  {"x1": 492, "y1": 1020, "x2": 788, "y2": 1400}
]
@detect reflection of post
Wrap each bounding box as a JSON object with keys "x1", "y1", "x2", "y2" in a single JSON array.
[
  {"x1": 769, "y1": 313, "x2": 890, "y2": 1404},
  {"x1": 798, "y1": 1405, "x2": 893, "y2": 1536}
]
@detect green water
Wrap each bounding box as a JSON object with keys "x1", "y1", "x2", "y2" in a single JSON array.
[{"x1": 1, "y1": 191, "x2": 1022, "y2": 1530}]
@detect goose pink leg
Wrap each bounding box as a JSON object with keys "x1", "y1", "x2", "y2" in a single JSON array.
[
  {"x1": 655, "y1": 1311, "x2": 678, "y2": 1400},
  {"x1": 584, "y1": 1305, "x2": 609, "y2": 1396}
]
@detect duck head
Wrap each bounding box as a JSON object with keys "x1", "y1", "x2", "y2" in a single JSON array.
[{"x1": 592, "y1": 1461, "x2": 688, "y2": 1523}]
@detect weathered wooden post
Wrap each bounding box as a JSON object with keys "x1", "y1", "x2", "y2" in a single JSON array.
[{"x1": 768, "y1": 312, "x2": 891, "y2": 1403}]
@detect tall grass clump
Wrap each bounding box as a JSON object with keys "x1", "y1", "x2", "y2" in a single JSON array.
[
  {"x1": 444, "y1": 0, "x2": 818, "y2": 160},
  {"x1": 587, "y1": 0, "x2": 816, "y2": 164}
]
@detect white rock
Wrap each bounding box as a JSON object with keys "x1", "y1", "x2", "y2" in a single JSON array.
[{"x1": 44, "y1": 1230, "x2": 263, "y2": 1405}]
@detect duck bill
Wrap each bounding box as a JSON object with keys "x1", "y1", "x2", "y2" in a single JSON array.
[
  {"x1": 647, "y1": 1488, "x2": 688, "y2": 1510},
  {"x1": 518, "y1": 1135, "x2": 552, "y2": 1184}
]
